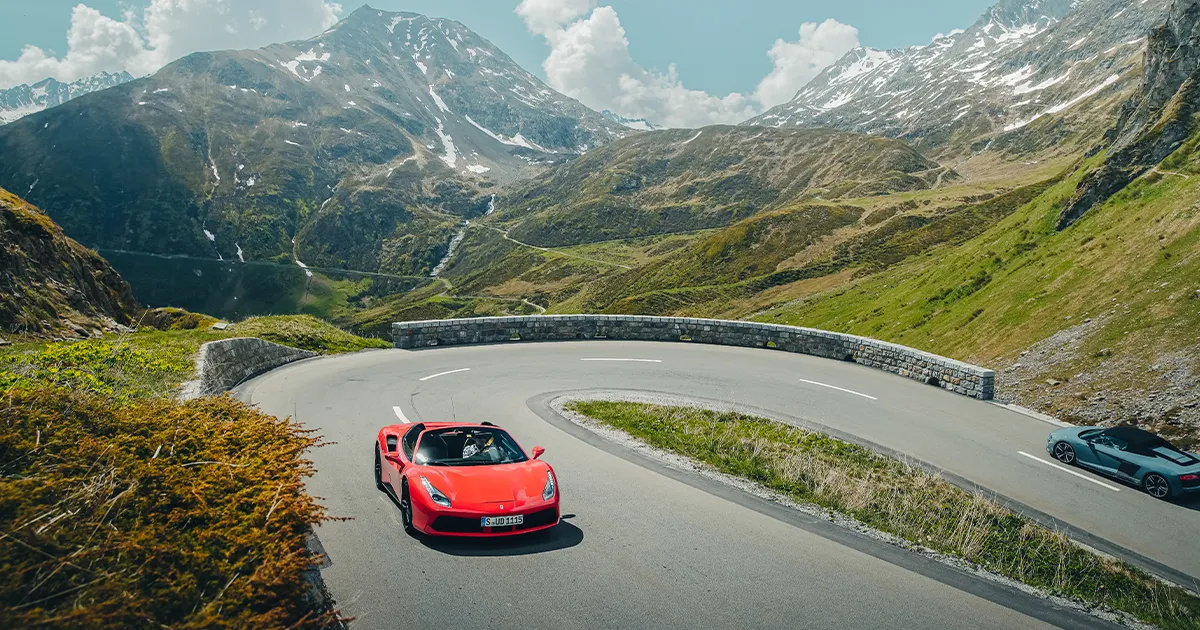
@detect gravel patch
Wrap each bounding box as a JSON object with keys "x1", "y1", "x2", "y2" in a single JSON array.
[
  {"x1": 995, "y1": 313, "x2": 1199, "y2": 446},
  {"x1": 551, "y1": 391, "x2": 1156, "y2": 630}
]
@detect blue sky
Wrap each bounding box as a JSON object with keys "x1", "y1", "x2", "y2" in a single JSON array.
[{"x1": 4, "y1": 0, "x2": 996, "y2": 98}]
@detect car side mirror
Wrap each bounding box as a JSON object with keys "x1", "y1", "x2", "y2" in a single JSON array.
[{"x1": 532, "y1": 446, "x2": 545, "y2": 459}]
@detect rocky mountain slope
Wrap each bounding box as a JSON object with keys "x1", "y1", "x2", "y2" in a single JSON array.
[
  {"x1": 601, "y1": 110, "x2": 661, "y2": 131},
  {"x1": 494, "y1": 125, "x2": 951, "y2": 247},
  {"x1": 748, "y1": 0, "x2": 1171, "y2": 159},
  {"x1": 1062, "y1": 0, "x2": 1200, "y2": 227},
  {"x1": 0, "y1": 187, "x2": 139, "y2": 340},
  {"x1": 0, "y1": 5, "x2": 625, "y2": 276},
  {"x1": 0, "y1": 71, "x2": 133, "y2": 125}
]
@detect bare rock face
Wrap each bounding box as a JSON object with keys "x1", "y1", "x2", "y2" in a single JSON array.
[
  {"x1": 1060, "y1": 0, "x2": 1200, "y2": 228},
  {"x1": 0, "y1": 187, "x2": 140, "y2": 338}
]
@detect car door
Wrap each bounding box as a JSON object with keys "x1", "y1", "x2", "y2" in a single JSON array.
[
  {"x1": 1090, "y1": 435, "x2": 1137, "y2": 481},
  {"x1": 386, "y1": 427, "x2": 420, "y2": 488}
]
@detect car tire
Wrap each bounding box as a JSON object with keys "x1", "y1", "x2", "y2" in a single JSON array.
[
  {"x1": 1143, "y1": 473, "x2": 1172, "y2": 500},
  {"x1": 374, "y1": 445, "x2": 386, "y2": 492},
  {"x1": 400, "y1": 480, "x2": 417, "y2": 536},
  {"x1": 1052, "y1": 441, "x2": 1076, "y2": 465}
]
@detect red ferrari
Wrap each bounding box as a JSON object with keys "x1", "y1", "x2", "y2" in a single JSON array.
[{"x1": 374, "y1": 421, "x2": 560, "y2": 537}]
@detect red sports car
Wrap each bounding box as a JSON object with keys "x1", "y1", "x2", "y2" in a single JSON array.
[{"x1": 374, "y1": 421, "x2": 560, "y2": 536}]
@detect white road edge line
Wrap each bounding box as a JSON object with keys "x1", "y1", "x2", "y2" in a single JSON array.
[
  {"x1": 393, "y1": 406, "x2": 408, "y2": 422},
  {"x1": 580, "y1": 358, "x2": 663, "y2": 363},
  {"x1": 419, "y1": 368, "x2": 471, "y2": 381},
  {"x1": 1017, "y1": 451, "x2": 1122, "y2": 491},
  {"x1": 797, "y1": 378, "x2": 877, "y2": 400}
]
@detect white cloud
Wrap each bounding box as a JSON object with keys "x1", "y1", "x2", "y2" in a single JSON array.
[
  {"x1": 517, "y1": 1, "x2": 858, "y2": 128},
  {"x1": 754, "y1": 20, "x2": 860, "y2": 109},
  {"x1": 515, "y1": 0, "x2": 596, "y2": 36},
  {"x1": 0, "y1": 0, "x2": 342, "y2": 88}
]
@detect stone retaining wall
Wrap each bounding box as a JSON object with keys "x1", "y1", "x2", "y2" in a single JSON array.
[
  {"x1": 392, "y1": 315, "x2": 995, "y2": 400},
  {"x1": 180, "y1": 337, "x2": 317, "y2": 399}
]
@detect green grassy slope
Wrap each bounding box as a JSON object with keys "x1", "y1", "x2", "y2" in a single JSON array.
[
  {"x1": 495, "y1": 126, "x2": 952, "y2": 247},
  {"x1": 760, "y1": 146, "x2": 1200, "y2": 442}
]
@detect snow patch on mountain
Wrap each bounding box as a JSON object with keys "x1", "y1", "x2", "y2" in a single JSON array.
[{"x1": 434, "y1": 119, "x2": 458, "y2": 167}]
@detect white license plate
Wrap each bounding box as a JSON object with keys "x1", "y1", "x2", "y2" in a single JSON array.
[{"x1": 482, "y1": 515, "x2": 523, "y2": 527}]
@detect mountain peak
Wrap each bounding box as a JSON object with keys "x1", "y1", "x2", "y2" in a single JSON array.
[
  {"x1": 0, "y1": 4, "x2": 626, "y2": 278},
  {"x1": 746, "y1": 0, "x2": 1170, "y2": 156},
  {"x1": 0, "y1": 71, "x2": 135, "y2": 125}
]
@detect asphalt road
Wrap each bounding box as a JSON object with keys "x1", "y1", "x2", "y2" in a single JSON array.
[{"x1": 238, "y1": 341, "x2": 1200, "y2": 629}]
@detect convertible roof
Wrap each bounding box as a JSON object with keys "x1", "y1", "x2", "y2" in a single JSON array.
[{"x1": 1105, "y1": 426, "x2": 1166, "y2": 447}]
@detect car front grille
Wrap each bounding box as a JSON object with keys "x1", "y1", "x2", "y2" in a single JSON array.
[
  {"x1": 517, "y1": 508, "x2": 558, "y2": 530},
  {"x1": 431, "y1": 515, "x2": 484, "y2": 533}
]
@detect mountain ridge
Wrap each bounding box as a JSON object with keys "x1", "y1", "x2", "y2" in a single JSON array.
[
  {"x1": 0, "y1": 71, "x2": 134, "y2": 125},
  {"x1": 0, "y1": 6, "x2": 627, "y2": 277},
  {"x1": 747, "y1": 0, "x2": 1170, "y2": 159}
]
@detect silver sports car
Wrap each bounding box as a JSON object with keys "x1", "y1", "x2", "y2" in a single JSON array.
[{"x1": 1047, "y1": 426, "x2": 1200, "y2": 499}]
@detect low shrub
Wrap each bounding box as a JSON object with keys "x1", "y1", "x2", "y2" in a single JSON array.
[
  {"x1": 0, "y1": 388, "x2": 333, "y2": 629},
  {"x1": 234, "y1": 315, "x2": 391, "y2": 354}
]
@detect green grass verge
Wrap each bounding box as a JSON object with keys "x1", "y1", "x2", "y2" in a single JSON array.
[
  {"x1": 0, "y1": 388, "x2": 332, "y2": 629},
  {"x1": 0, "y1": 315, "x2": 390, "y2": 400},
  {"x1": 568, "y1": 400, "x2": 1200, "y2": 630}
]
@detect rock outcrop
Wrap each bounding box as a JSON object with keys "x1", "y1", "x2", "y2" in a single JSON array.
[
  {"x1": 0, "y1": 187, "x2": 140, "y2": 338},
  {"x1": 1060, "y1": 0, "x2": 1200, "y2": 228}
]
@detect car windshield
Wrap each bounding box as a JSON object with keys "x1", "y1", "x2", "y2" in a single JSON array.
[{"x1": 414, "y1": 428, "x2": 528, "y2": 466}]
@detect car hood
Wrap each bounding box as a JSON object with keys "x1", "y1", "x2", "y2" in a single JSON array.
[{"x1": 421, "y1": 461, "x2": 551, "y2": 504}]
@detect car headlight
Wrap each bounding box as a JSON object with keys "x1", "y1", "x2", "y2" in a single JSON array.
[
  {"x1": 542, "y1": 470, "x2": 556, "y2": 501},
  {"x1": 420, "y1": 475, "x2": 452, "y2": 507}
]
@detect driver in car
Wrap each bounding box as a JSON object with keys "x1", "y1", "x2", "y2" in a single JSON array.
[{"x1": 462, "y1": 433, "x2": 500, "y2": 461}]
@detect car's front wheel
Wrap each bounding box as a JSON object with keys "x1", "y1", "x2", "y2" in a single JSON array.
[
  {"x1": 400, "y1": 480, "x2": 417, "y2": 536},
  {"x1": 1052, "y1": 441, "x2": 1076, "y2": 465},
  {"x1": 1143, "y1": 473, "x2": 1172, "y2": 500},
  {"x1": 374, "y1": 445, "x2": 386, "y2": 491}
]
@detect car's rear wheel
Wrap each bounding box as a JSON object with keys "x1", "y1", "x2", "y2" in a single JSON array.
[
  {"x1": 374, "y1": 445, "x2": 386, "y2": 491},
  {"x1": 1052, "y1": 441, "x2": 1076, "y2": 464},
  {"x1": 400, "y1": 480, "x2": 417, "y2": 536},
  {"x1": 1143, "y1": 473, "x2": 1172, "y2": 500}
]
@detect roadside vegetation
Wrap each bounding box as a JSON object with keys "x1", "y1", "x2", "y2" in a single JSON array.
[
  {"x1": 0, "y1": 312, "x2": 390, "y2": 626},
  {"x1": 0, "y1": 314, "x2": 389, "y2": 399},
  {"x1": 567, "y1": 400, "x2": 1200, "y2": 630},
  {"x1": 0, "y1": 391, "x2": 333, "y2": 629}
]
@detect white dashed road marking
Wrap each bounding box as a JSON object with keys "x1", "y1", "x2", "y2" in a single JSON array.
[
  {"x1": 1017, "y1": 451, "x2": 1122, "y2": 491},
  {"x1": 797, "y1": 378, "x2": 878, "y2": 400},
  {"x1": 419, "y1": 368, "x2": 471, "y2": 381},
  {"x1": 393, "y1": 406, "x2": 408, "y2": 422},
  {"x1": 580, "y1": 358, "x2": 663, "y2": 363}
]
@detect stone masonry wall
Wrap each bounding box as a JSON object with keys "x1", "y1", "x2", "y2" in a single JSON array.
[
  {"x1": 180, "y1": 337, "x2": 317, "y2": 399},
  {"x1": 393, "y1": 315, "x2": 996, "y2": 400}
]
